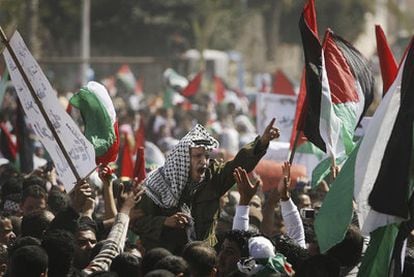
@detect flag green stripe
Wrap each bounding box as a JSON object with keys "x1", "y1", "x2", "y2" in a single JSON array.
[
  {"x1": 357, "y1": 224, "x2": 399, "y2": 277},
  {"x1": 314, "y1": 143, "x2": 359, "y2": 253},
  {"x1": 69, "y1": 88, "x2": 115, "y2": 156}
]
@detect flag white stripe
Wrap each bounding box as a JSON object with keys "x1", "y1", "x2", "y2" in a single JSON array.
[
  {"x1": 319, "y1": 52, "x2": 344, "y2": 159},
  {"x1": 354, "y1": 57, "x2": 406, "y2": 235}
]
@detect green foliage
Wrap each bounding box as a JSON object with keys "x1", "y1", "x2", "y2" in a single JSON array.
[{"x1": 0, "y1": 0, "x2": 375, "y2": 58}]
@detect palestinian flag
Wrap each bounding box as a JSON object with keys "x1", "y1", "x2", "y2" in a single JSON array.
[
  {"x1": 298, "y1": 0, "x2": 324, "y2": 152},
  {"x1": 290, "y1": 0, "x2": 318, "y2": 150},
  {"x1": 314, "y1": 38, "x2": 414, "y2": 256},
  {"x1": 182, "y1": 71, "x2": 203, "y2": 97},
  {"x1": 69, "y1": 81, "x2": 119, "y2": 165},
  {"x1": 375, "y1": 25, "x2": 398, "y2": 96},
  {"x1": 117, "y1": 64, "x2": 136, "y2": 91},
  {"x1": 214, "y1": 76, "x2": 226, "y2": 103},
  {"x1": 272, "y1": 70, "x2": 295, "y2": 96},
  {"x1": 299, "y1": 3, "x2": 374, "y2": 158},
  {"x1": 0, "y1": 122, "x2": 17, "y2": 162}
]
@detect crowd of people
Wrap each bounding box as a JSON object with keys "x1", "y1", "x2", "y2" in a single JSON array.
[{"x1": 0, "y1": 72, "x2": 412, "y2": 277}]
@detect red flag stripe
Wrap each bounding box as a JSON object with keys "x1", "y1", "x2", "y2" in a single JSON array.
[
  {"x1": 323, "y1": 30, "x2": 360, "y2": 104},
  {"x1": 272, "y1": 70, "x2": 295, "y2": 96},
  {"x1": 182, "y1": 71, "x2": 203, "y2": 97},
  {"x1": 214, "y1": 76, "x2": 226, "y2": 103},
  {"x1": 375, "y1": 25, "x2": 398, "y2": 96}
]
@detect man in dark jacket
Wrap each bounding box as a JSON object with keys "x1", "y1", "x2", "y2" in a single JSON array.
[{"x1": 133, "y1": 119, "x2": 279, "y2": 253}]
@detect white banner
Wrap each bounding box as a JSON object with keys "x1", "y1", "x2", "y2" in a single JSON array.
[
  {"x1": 3, "y1": 31, "x2": 96, "y2": 191},
  {"x1": 256, "y1": 93, "x2": 296, "y2": 143}
]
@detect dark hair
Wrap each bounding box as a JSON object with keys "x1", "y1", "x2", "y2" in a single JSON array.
[
  {"x1": 21, "y1": 210, "x2": 54, "y2": 239},
  {"x1": 223, "y1": 230, "x2": 253, "y2": 257},
  {"x1": 153, "y1": 255, "x2": 189, "y2": 276},
  {"x1": 110, "y1": 253, "x2": 141, "y2": 277},
  {"x1": 48, "y1": 188, "x2": 70, "y2": 215},
  {"x1": 182, "y1": 244, "x2": 216, "y2": 277},
  {"x1": 22, "y1": 175, "x2": 47, "y2": 191},
  {"x1": 1, "y1": 176, "x2": 23, "y2": 202},
  {"x1": 21, "y1": 184, "x2": 47, "y2": 203},
  {"x1": 0, "y1": 166, "x2": 20, "y2": 189},
  {"x1": 8, "y1": 236, "x2": 41, "y2": 257},
  {"x1": 141, "y1": 248, "x2": 172, "y2": 275},
  {"x1": 9, "y1": 245, "x2": 48, "y2": 277},
  {"x1": 77, "y1": 216, "x2": 98, "y2": 235},
  {"x1": 273, "y1": 235, "x2": 310, "y2": 270},
  {"x1": 42, "y1": 229, "x2": 76, "y2": 277},
  {"x1": 326, "y1": 224, "x2": 363, "y2": 267}
]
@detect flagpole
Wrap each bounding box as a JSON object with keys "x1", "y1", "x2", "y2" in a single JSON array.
[
  {"x1": 0, "y1": 27, "x2": 82, "y2": 182},
  {"x1": 288, "y1": 129, "x2": 301, "y2": 165}
]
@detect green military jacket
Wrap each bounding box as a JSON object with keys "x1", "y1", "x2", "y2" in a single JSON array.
[{"x1": 132, "y1": 136, "x2": 268, "y2": 254}]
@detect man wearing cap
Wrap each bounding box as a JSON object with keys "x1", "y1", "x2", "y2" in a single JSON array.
[{"x1": 133, "y1": 119, "x2": 279, "y2": 253}]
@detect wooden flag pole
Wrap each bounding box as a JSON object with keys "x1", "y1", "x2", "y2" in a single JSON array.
[{"x1": 0, "y1": 27, "x2": 82, "y2": 182}]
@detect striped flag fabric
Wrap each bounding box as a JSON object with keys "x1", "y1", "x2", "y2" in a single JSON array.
[
  {"x1": 299, "y1": 0, "x2": 374, "y2": 159},
  {"x1": 0, "y1": 122, "x2": 17, "y2": 162},
  {"x1": 182, "y1": 71, "x2": 203, "y2": 97},
  {"x1": 290, "y1": 0, "x2": 318, "y2": 151},
  {"x1": 298, "y1": 0, "x2": 325, "y2": 153},
  {"x1": 321, "y1": 30, "x2": 374, "y2": 157},
  {"x1": 314, "y1": 38, "x2": 414, "y2": 259},
  {"x1": 69, "y1": 81, "x2": 120, "y2": 165},
  {"x1": 214, "y1": 76, "x2": 226, "y2": 103},
  {"x1": 117, "y1": 64, "x2": 136, "y2": 91},
  {"x1": 375, "y1": 25, "x2": 398, "y2": 96},
  {"x1": 272, "y1": 70, "x2": 295, "y2": 96}
]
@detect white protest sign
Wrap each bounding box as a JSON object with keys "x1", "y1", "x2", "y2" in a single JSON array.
[
  {"x1": 256, "y1": 93, "x2": 296, "y2": 143},
  {"x1": 3, "y1": 31, "x2": 96, "y2": 191}
]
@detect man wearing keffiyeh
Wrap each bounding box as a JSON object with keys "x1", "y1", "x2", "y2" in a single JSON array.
[{"x1": 133, "y1": 119, "x2": 280, "y2": 254}]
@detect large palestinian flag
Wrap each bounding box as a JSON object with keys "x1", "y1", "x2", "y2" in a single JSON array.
[
  {"x1": 299, "y1": 3, "x2": 374, "y2": 159},
  {"x1": 314, "y1": 37, "x2": 414, "y2": 263}
]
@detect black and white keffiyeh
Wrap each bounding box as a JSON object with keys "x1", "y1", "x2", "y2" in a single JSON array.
[{"x1": 144, "y1": 124, "x2": 219, "y2": 209}]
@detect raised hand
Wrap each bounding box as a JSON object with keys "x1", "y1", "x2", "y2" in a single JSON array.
[
  {"x1": 260, "y1": 118, "x2": 280, "y2": 146},
  {"x1": 72, "y1": 180, "x2": 94, "y2": 213},
  {"x1": 119, "y1": 180, "x2": 145, "y2": 215},
  {"x1": 99, "y1": 165, "x2": 114, "y2": 185},
  {"x1": 279, "y1": 161, "x2": 291, "y2": 201},
  {"x1": 234, "y1": 167, "x2": 260, "y2": 205}
]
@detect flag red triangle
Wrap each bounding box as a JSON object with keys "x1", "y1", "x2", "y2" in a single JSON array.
[
  {"x1": 133, "y1": 146, "x2": 147, "y2": 182},
  {"x1": 214, "y1": 76, "x2": 226, "y2": 103},
  {"x1": 375, "y1": 25, "x2": 398, "y2": 96},
  {"x1": 323, "y1": 30, "x2": 360, "y2": 104},
  {"x1": 272, "y1": 70, "x2": 295, "y2": 95},
  {"x1": 182, "y1": 71, "x2": 203, "y2": 97}
]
